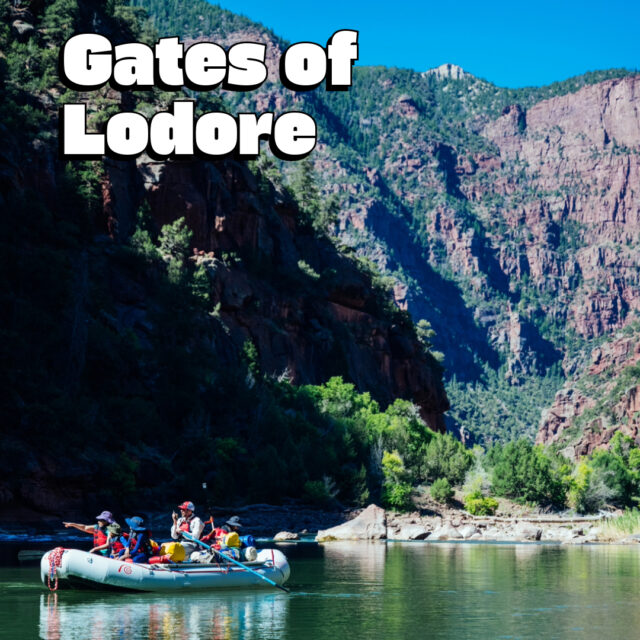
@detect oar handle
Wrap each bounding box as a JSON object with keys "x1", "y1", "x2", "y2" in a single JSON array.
[{"x1": 181, "y1": 532, "x2": 289, "y2": 593}]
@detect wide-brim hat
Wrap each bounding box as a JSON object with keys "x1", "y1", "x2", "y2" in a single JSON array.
[
  {"x1": 96, "y1": 510, "x2": 114, "y2": 524},
  {"x1": 226, "y1": 516, "x2": 243, "y2": 528},
  {"x1": 107, "y1": 523, "x2": 122, "y2": 536},
  {"x1": 125, "y1": 516, "x2": 146, "y2": 532}
]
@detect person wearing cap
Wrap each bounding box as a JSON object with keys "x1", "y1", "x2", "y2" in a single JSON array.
[
  {"x1": 119, "y1": 516, "x2": 153, "y2": 563},
  {"x1": 62, "y1": 511, "x2": 117, "y2": 555},
  {"x1": 171, "y1": 501, "x2": 204, "y2": 557},
  {"x1": 91, "y1": 523, "x2": 127, "y2": 558}
]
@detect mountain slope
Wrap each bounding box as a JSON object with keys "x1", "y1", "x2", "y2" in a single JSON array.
[
  {"x1": 133, "y1": 0, "x2": 640, "y2": 447},
  {"x1": 537, "y1": 323, "x2": 640, "y2": 457},
  {"x1": 0, "y1": 0, "x2": 448, "y2": 514}
]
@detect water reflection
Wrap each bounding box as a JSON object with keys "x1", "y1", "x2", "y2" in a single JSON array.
[
  {"x1": 10, "y1": 543, "x2": 640, "y2": 640},
  {"x1": 39, "y1": 589, "x2": 288, "y2": 640},
  {"x1": 320, "y1": 542, "x2": 386, "y2": 583}
]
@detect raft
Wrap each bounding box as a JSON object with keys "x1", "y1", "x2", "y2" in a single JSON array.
[{"x1": 40, "y1": 547, "x2": 290, "y2": 592}]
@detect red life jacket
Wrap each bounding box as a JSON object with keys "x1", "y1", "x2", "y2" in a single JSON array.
[
  {"x1": 179, "y1": 520, "x2": 191, "y2": 533},
  {"x1": 202, "y1": 527, "x2": 226, "y2": 544},
  {"x1": 110, "y1": 537, "x2": 125, "y2": 556},
  {"x1": 93, "y1": 525, "x2": 108, "y2": 547}
]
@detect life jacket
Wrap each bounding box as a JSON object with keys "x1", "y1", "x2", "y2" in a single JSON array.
[
  {"x1": 213, "y1": 527, "x2": 228, "y2": 549},
  {"x1": 93, "y1": 525, "x2": 108, "y2": 548},
  {"x1": 201, "y1": 526, "x2": 227, "y2": 545},
  {"x1": 110, "y1": 535, "x2": 126, "y2": 556},
  {"x1": 128, "y1": 529, "x2": 153, "y2": 557}
]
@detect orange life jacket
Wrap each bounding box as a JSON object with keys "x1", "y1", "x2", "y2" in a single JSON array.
[{"x1": 93, "y1": 525, "x2": 108, "y2": 547}]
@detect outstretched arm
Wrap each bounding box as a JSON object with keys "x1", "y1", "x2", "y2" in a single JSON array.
[{"x1": 63, "y1": 522, "x2": 93, "y2": 534}]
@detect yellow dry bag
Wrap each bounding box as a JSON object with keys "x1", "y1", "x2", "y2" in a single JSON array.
[
  {"x1": 159, "y1": 541, "x2": 186, "y2": 562},
  {"x1": 224, "y1": 532, "x2": 241, "y2": 548}
]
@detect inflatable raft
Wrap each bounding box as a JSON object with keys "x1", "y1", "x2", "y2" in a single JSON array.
[{"x1": 40, "y1": 548, "x2": 290, "y2": 592}]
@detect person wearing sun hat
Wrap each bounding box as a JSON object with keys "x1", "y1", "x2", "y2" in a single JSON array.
[
  {"x1": 171, "y1": 500, "x2": 204, "y2": 557},
  {"x1": 62, "y1": 510, "x2": 118, "y2": 555},
  {"x1": 119, "y1": 516, "x2": 153, "y2": 563}
]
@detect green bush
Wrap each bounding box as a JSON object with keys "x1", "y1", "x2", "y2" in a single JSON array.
[
  {"x1": 423, "y1": 433, "x2": 473, "y2": 484},
  {"x1": 430, "y1": 478, "x2": 454, "y2": 503},
  {"x1": 568, "y1": 461, "x2": 615, "y2": 513},
  {"x1": 382, "y1": 482, "x2": 414, "y2": 511},
  {"x1": 588, "y1": 433, "x2": 640, "y2": 507},
  {"x1": 159, "y1": 217, "x2": 193, "y2": 260},
  {"x1": 303, "y1": 477, "x2": 339, "y2": 507},
  {"x1": 464, "y1": 491, "x2": 499, "y2": 515},
  {"x1": 488, "y1": 439, "x2": 566, "y2": 506}
]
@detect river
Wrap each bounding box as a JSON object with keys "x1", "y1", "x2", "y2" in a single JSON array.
[{"x1": 2, "y1": 541, "x2": 639, "y2": 639}]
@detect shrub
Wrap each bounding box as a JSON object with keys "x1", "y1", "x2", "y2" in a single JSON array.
[
  {"x1": 381, "y1": 450, "x2": 413, "y2": 510},
  {"x1": 489, "y1": 439, "x2": 566, "y2": 506},
  {"x1": 464, "y1": 490, "x2": 499, "y2": 516},
  {"x1": 423, "y1": 433, "x2": 473, "y2": 484},
  {"x1": 130, "y1": 227, "x2": 160, "y2": 260},
  {"x1": 159, "y1": 217, "x2": 193, "y2": 260},
  {"x1": 463, "y1": 446, "x2": 492, "y2": 495},
  {"x1": 431, "y1": 478, "x2": 454, "y2": 503},
  {"x1": 568, "y1": 461, "x2": 615, "y2": 513},
  {"x1": 304, "y1": 476, "x2": 339, "y2": 507},
  {"x1": 589, "y1": 433, "x2": 640, "y2": 507},
  {"x1": 382, "y1": 481, "x2": 414, "y2": 511}
]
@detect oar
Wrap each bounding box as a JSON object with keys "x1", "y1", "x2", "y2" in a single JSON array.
[{"x1": 181, "y1": 532, "x2": 290, "y2": 593}]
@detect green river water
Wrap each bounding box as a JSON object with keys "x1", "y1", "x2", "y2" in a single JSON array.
[{"x1": 2, "y1": 541, "x2": 640, "y2": 639}]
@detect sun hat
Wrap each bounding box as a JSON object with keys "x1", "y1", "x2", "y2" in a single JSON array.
[
  {"x1": 178, "y1": 501, "x2": 195, "y2": 511},
  {"x1": 96, "y1": 510, "x2": 114, "y2": 524},
  {"x1": 226, "y1": 516, "x2": 243, "y2": 528},
  {"x1": 125, "y1": 516, "x2": 147, "y2": 532},
  {"x1": 107, "y1": 523, "x2": 122, "y2": 536}
]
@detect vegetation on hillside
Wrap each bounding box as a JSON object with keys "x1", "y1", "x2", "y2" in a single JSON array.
[
  {"x1": 3, "y1": 0, "x2": 639, "y2": 518},
  {"x1": 0, "y1": 0, "x2": 442, "y2": 513}
]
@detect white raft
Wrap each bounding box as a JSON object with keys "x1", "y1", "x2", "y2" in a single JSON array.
[{"x1": 40, "y1": 548, "x2": 290, "y2": 592}]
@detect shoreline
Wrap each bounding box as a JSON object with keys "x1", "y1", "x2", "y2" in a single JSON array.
[{"x1": 2, "y1": 502, "x2": 637, "y2": 547}]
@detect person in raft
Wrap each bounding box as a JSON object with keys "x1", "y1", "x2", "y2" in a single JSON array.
[
  {"x1": 119, "y1": 516, "x2": 153, "y2": 563},
  {"x1": 201, "y1": 516, "x2": 246, "y2": 548},
  {"x1": 62, "y1": 510, "x2": 117, "y2": 555},
  {"x1": 171, "y1": 501, "x2": 204, "y2": 557},
  {"x1": 90, "y1": 522, "x2": 128, "y2": 558}
]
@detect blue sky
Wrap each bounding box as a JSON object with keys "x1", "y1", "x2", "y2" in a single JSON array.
[{"x1": 214, "y1": 0, "x2": 639, "y2": 87}]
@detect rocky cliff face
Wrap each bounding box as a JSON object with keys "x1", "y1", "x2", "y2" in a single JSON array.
[
  {"x1": 136, "y1": 0, "x2": 640, "y2": 446},
  {"x1": 481, "y1": 78, "x2": 640, "y2": 341},
  {"x1": 537, "y1": 326, "x2": 640, "y2": 456},
  {"x1": 121, "y1": 157, "x2": 450, "y2": 428}
]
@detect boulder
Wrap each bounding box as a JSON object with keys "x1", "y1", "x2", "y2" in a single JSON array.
[
  {"x1": 316, "y1": 504, "x2": 386, "y2": 542},
  {"x1": 387, "y1": 524, "x2": 430, "y2": 540},
  {"x1": 273, "y1": 531, "x2": 299, "y2": 541},
  {"x1": 513, "y1": 522, "x2": 542, "y2": 541},
  {"x1": 458, "y1": 524, "x2": 480, "y2": 539},
  {"x1": 542, "y1": 527, "x2": 573, "y2": 542},
  {"x1": 430, "y1": 524, "x2": 463, "y2": 540}
]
